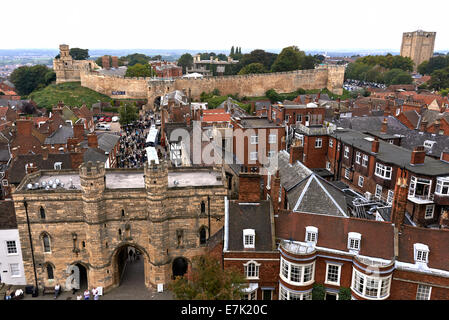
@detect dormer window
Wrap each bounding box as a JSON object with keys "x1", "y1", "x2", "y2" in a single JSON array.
[
  {"x1": 414, "y1": 243, "x2": 429, "y2": 263},
  {"x1": 54, "y1": 162, "x2": 62, "y2": 170},
  {"x1": 348, "y1": 232, "x2": 361, "y2": 252},
  {"x1": 305, "y1": 226, "x2": 318, "y2": 244},
  {"x1": 243, "y1": 229, "x2": 255, "y2": 249}
]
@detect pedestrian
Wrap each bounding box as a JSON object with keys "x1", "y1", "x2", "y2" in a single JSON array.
[
  {"x1": 54, "y1": 283, "x2": 61, "y2": 299},
  {"x1": 77, "y1": 295, "x2": 83, "y2": 300},
  {"x1": 92, "y1": 287, "x2": 99, "y2": 300},
  {"x1": 84, "y1": 289, "x2": 90, "y2": 300}
]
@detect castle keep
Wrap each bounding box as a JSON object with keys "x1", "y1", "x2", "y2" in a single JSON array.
[
  {"x1": 400, "y1": 30, "x2": 436, "y2": 70},
  {"x1": 53, "y1": 44, "x2": 96, "y2": 84},
  {"x1": 12, "y1": 161, "x2": 227, "y2": 292}
]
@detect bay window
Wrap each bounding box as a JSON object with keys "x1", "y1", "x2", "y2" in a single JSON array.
[
  {"x1": 280, "y1": 257, "x2": 315, "y2": 286},
  {"x1": 375, "y1": 163, "x2": 392, "y2": 180},
  {"x1": 435, "y1": 177, "x2": 449, "y2": 196},
  {"x1": 408, "y1": 176, "x2": 432, "y2": 200},
  {"x1": 351, "y1": 268, "x2": 391, "y2": 299},
  {"x1": 279, "y1": 285, "x2": 312, "y2": 300}
]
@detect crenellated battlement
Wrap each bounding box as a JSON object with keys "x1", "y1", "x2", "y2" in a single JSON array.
[{"x1": 80, "y1": 161, "x2": 106, "y2": 178}]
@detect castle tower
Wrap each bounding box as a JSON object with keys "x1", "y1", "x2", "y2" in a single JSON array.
[
  {"x1": 144, "y1": 160, "x2": 170, "y2": 286},
  {"x1": 59, "y1": 44, "x2": 71, "y2": 59},
  {"x1": 79, "y1": 161, "x2": 109, "y2": 288},
  {"x1": 400, "y1": 30, "x2": 436, "y2": 71}
]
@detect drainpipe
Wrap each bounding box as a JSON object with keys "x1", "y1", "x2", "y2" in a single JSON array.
[{"x1": 24, "y1": 201, "x2": 39, "y2": 296}]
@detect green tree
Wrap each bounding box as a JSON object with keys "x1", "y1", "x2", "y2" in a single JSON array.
[
  {"x1": 314, "y1": 54, "x2": 325, "y2": 64},
  {"x1": 168, "y1": 255, "x2": 247, "y2": 300},
  {"x1": 265, "y1": 89, "x2": 283, "y2": 103},
  {"x1": 312, "y1": 284, "x2": 326, "y2": 300},
  {"x1": 217, "y1": 53, "x2": 227, "y2": 61},
  {"x1": 384, "y1": 68, "x2": 413, "y2": 85},
  {"x1": 338, "y1": 287, "x2": 351, "y2": 300},
  {"x1": 151, "y1": 55, "x2": 162, "y2": 61},
  {"x1": 418, "y1": 55, "x2": 449, "y2": 75},
  {"x1": 121, "y1": 53, "x2": 151, "y2": 66},
  {"x1": 238, "y1": 63, "x2": 267, "y2": 75},
  {"x1": 10, "y1": 65, "x2": 55, "y2": 96},
  {"x1": 125, "y1": 63, "x2": 155, "y2": 77},
  {"x1": 230, "y1": 46, "x2": 235, "y2": 56},
  {"x1": 270, "y1": 46, "x2": 306, "y2": 72},
  {"x1": 69, "y1": 48, "x2": 89, "y2": 60},
  {"x1": 440, "y1": 88, "x2": 449, "y2": 97},
  {"x1": 429, "y1": 67, "x2": 449, "y2": 90},
  {"x1": 177, "y1": 53, "x2": 193, "y2": 74},
  {"x1": 119, "y1": 103, "x2": 138, "y2": 126}
]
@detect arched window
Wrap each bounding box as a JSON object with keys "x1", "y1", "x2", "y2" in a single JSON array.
[
  {"x1": 200, "y1": 201, "x2": 206, "y2": 215},
  {"x1": 43, "y1": 234, "x2": 51, "y2": 253},
  {"x1": 40, "y1": 207, "x2": 46, "y2": 219},
  {"x1": 199, "y1": 227, "x2": 207, "y2": 245},
  {"x1": 46, "y1": 264, "x2": 54, "y2": 280},
  {"x1": 121, "y1": 209, "x2": 125, "y2": 217}
]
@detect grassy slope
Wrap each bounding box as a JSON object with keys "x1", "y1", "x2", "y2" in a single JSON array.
[{"x1": 29, "y1": 82, "x2": 112, "y2": 109}]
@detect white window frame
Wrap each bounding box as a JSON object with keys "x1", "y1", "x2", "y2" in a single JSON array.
[
  {"x1": 408, "y1": 176, "x2": 432, "y2": 199},
  {"x1": 279, "y1": 257, "x2": 315, "y2": 286},
  {"x1": 414, "y1": 243, "x2": 429, "y2": 263},
  {"x1": 351, "y1": 268, "x2": 391, "y2": 300},
  {"x1": 326, "y1": 161, "x2": 331, "y2": 170},
  {"x1": 348, "y1": 232, "x2": 361, "y2": 251},
  {"x1": 279, "y1": 285, "x2": 312, "y2": 300},
  {"x1": 329, "y1": 139, "x2": 333, "y2": 148},
  {"x1": 250, "y1": 152, "x2": 258, "y2": 161},
  {"x1": 10, "y1": 263, "x2": 20, "y2": 277},
  {"x1": 358, "y1": 176, "x2": 364, "y2": 187},
  {"x1": 305, "y1": 226, "x2": 318, "y2": 244},
  {"x1": 325, "y1": 263, "x2": 341, "y2": 286},
  {"x1": 375, "y1": 163, "x2": 392, "y2": 180},
  {"x1": 387, "y1": 190, "x2": 394, "y2": 204},
  {"x1": 315, "y1": 138, "x2": 322, "y2": 148},
  {"x1": 250, "y1": 135, "x2": 258, "y2": 145},
  {"x1": 242, "y1": 289, "x2": 257, "y2": 300},
  {"x1": 355, "y1": 151, "x2": 361, "y2": 164},
  {"x1": 435, "y1": 177, "x2": 449, "y2": 196},
  {"x1": 2, "y1": 179, "x2": 8, "y2": 186},
  {"x1": 362, "y1": 154, "x2": 368, "y2": 167},
  {"x1": 344, "y1": 168, "x2": 350, "y2": 180},
  {"x1": 425, "y1": 205, "x2": 434, "y2": 219},
  {"x1": 243, "y1": 260, "x2": 260, "y2": 279},
  {"x1": 6, "y1": 240, "x2": 18, "y2": 255},
  {"x1": 416, "y1": 284, "x2": 432, "y2": 300},
  {"x1": 344, "y1": 146, "x2": 349, "y2": 158},
  {"x1": 296, "y1": 114, "x2": 302, "y2": 123},
  {"x1": 375, "y1": 184, "x2": 382, "y2": 199},
  {"x1": 243, "y1": 229, "x2": 255, "y2": 249},
  {"x1": 54, "y1": 162, "x2": 62, "y2": 170},
  {"x1": 268, "y1": 134, "x2": 277, "y2": 144}
]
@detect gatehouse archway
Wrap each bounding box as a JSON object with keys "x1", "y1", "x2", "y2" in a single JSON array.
[
  {"x1": 112, "y1": 243, "x2": 149, "y2": 289},
  {"x1": 172, "y1": 257, "x2": 188, "y2": 278}
]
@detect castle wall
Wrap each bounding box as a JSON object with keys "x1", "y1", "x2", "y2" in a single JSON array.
[{"x1": 79, "y1": 65, "x2": 345, "y2": 105}]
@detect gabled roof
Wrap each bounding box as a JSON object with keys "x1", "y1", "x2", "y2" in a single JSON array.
[
  {"x1": 44, "y1": 125, "x2": 74, "y2": 145},
  {"x1": 277, "y1": 150, "x2": 312, "y2": 191},
  {"x1": 97, "y1": 133, "x2": 120, "y2": 153},
  {"x1": 226, "y1": 200, "x2": 274, "y2": 252}
]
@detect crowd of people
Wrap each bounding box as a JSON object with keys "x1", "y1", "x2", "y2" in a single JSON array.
[
  {"x1": 344, "y1": 79, "x2": 387, "y2": 91},
  {"x1": 116, "y1": 111, "x2": 157, "y2": 169}
]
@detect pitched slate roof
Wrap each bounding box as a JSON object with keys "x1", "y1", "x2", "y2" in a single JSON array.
[
  {"x1": 277, "y1": 150, "x2": 348, "y2": 217},
  {"x1": 226, "y1": 200, "x2": 274, "y2": 252},
  {"x1": 7, "y1": 153, "x2": 72, "y2": 184},
  {"x1": 44, "y1": 125, "x2": 74, "y2": 145},
  {"x1": 0, "y1": 200, "x2": 17, "y2": 229},
  {"x1": 83, "y1": 148, "x2": 108, "y2": 163},
  {"x1": 334, "y1": 115, "x2": 449, "y2": 159},
  {"x1": 97, "y1": 133, "x2": 120, "y2": 153}
]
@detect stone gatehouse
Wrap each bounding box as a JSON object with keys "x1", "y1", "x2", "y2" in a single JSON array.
[{"x1": 12, "y1": 160, "x2": 227, "y2": 292}]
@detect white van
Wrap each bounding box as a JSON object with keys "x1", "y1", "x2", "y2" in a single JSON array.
[
  {"x1": 112, "y1": 116, "x2": 119, "y2": 122},
  {"x1": 96, "y1": 123, "x2": 110, "y2": 131}
]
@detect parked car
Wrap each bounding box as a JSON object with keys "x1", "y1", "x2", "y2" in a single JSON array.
[
  {"x1": 99, "y1": 117, "x2": 105, "y2": 122},
  {"x1": 104, "y1": 116, "x2": 112, "y2": 122},
  {"x1": 96, "y1": 123, "x2": 110, "y2": 131},
  {"x1": 112, "y1": 116, "x2": 119, "y2": 122}
]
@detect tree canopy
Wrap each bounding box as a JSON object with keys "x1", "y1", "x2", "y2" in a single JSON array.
[
  {"x1": 125, "y1": 63, "x2": 155, "y2": 77},
  {"x1": 429, "y1": 67, "x2": 449, "y2": 90},
  {"x1": 168, "y1": 255, "x2": 247, "y2": 300},
  {"x1": 238, "y1": 63, "x2": 267, "y2": 75},
  {"x1": 119, "y1": 103, "x2": 138, "y2": 126},
  {"x1": 270, "y1": 46, "x2": 309, "y2": 72},
  {"x1": 418, "y1": 55, "x2": 449, "y2": 75},
  {"x1": 356, "y1": 54, "x2": 414, "y2": 72},
  {"x1": 177, "y1": 53, "x2": 193, "y2": 73},
  {"x1": 120, "y1": 53, "x2": 151, "y2": 66},
  {"x1": 10, "y1": 65, "x2": 56, "y2": 96}
]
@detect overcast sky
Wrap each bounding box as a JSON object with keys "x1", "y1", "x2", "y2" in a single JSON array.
[{"x1": 2, "y1": 0, "x2": 448, "y2": 52}]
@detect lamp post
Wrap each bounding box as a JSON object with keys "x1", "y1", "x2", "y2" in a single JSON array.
[{"x1": 24, "y1": 201, "x2": 38, "y2": 296}]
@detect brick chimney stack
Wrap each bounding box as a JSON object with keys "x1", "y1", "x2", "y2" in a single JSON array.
[
  {"x1": 41, "y1": 146, "x2": 48, "y2": 161},
  {"x1": 371, "y1": 137, "x2": 380, "y2": 153},
  {"x1": 434, "y1": 120, "x2": 441, "y2": 134},
  {"x1": 381, "y1": 118, "x2": 388, "y2": 134},
  {"x1": 289, "y1": 140, "x2": 303, "y2": 164},
  {"x1": 87, "y1": 133, "x2": 98, "y2": 149},
  {"x1": 73, "y1": 122, "x2": 84, "y2": 142},
  {"x1": 391, "y1": 177, "x2": 408, "y2": 228},
  {"x1": 420, "y1": 120, "x2": 428, "y2": 132},
  {"x1": 25, "y1": 162, "x2": 38, "y2": 175},
  {"x1": 16, "y1": 119, "x2": 33, "y2": 137},
  {"x1": 238, "y1": 170, "x2": 261, "y2": 202},
  {"x1": 410, "y1": 146, "x2": 426, "y2": 165}
]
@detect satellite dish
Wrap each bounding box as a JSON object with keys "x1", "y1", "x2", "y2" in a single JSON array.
[
  {"x1": 27, "y1": 183, "x2": 33, "y2": 190},
  {"x1": 41, "y1": 181, "x2": 47, "y2": 187},
  {"x1": 48, "y1": 180, "x2": 53, "y2": 186},
  {"x1": 34, "y1": 183, "x2": 39, "y2": 189},
  {"x1": 52, "y1": 183, "x2": 57, "y2": 189},
  {"x1": 55, "y1": 179, "x2": 60, "y2": 185}
]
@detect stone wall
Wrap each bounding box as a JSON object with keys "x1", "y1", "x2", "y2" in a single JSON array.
[
  {"x1": 12, "y1": 162, "x2": 227, "y2": 292},
  {"x1": 79, "y1": 65, "x2": 345, "y2": 105}
]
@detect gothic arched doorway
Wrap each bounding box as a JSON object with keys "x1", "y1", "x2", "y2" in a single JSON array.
[
  {"x1": 172, "y1": 257, "x2": 188, "y2": 279},
  {"x1": 112, "y1": 244, "x2": 148, "y2": 289}
]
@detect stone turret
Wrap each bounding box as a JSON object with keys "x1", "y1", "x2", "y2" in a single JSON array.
[{"x1": 80, "y1": 161, "x2": 106, "y2": 197}]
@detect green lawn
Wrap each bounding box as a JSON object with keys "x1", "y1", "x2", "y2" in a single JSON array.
[{"x1": 29, "y1": 82, "x2": 112, "y2": 110}]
